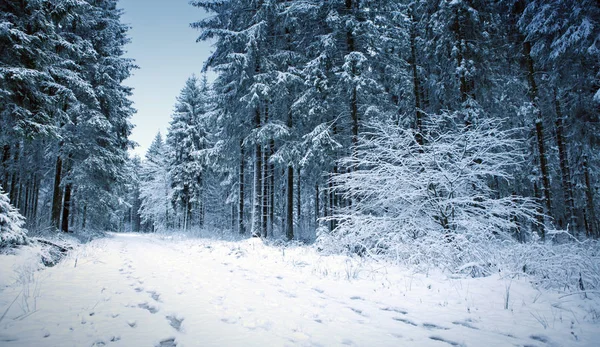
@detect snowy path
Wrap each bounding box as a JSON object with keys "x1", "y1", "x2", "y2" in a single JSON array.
[{"x1": 0, "y1": 233, "x2": 598, "y2": 346}]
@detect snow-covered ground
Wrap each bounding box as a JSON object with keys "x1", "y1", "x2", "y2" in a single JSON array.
[{"x1": 1, "y1": 233, "x2": 599, "y2": 347}]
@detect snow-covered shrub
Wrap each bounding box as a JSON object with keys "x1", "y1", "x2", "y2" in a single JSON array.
[
  {"x1": 319, "y1": 113, "x2": 539, "y2": 272},
  {"x1": 0, "y1": 189, "x2": 28, "y2": 248},
  {"x1": 498, "y1": 235, "x2": 600, "y2": 291}
]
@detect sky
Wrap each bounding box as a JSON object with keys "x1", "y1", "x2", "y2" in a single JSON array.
[{"x1": 119, "y1": 0, "x2": 214, "y2": 157}]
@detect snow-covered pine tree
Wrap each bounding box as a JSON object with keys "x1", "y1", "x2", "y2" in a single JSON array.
[
  {"x1": 0, "y1": 0, "x2": 66, "y2": 222},
  {"x1": 54, "y1": 0, "x2": 135, "y2": 233},
  {"x1": 166, "y1": 76, "x2": 210, "y2": 231},
  {"x1": 1, "y1": 0, "x2": 135, "y2": 233},
  {"x1": 0, "y1": 189, "x2": 27, "y2": 248},
  {"x1": 139, "y1": 132, "x2": 173, "y2": 232},
  {"x1": 192, "y1": 0, "x2": 280, "y2": 237}
]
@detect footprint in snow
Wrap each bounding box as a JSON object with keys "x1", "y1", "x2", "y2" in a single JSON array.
[
  {"x1": 350, "y1": 296, "x2": 364, "y2": 301},
  {"x1": 148, "y1": 291, "x2": 161, "y2": 302},
  {"x1": 393, "y1": 317, "x2": 417, "y2": 326},
  {"x1": 278, "y1": 289, "x2": 297, "y2": 298},
  {"x1": 429, "y1": 336, "x2": 463, "y2": 346},
  {"x1": 349, "y1": 307, "x2": 368, "y2": 317},
  {"x1": 451, "y1": 320, "x2": 478, "y2": 330},
  {"x1": 423, "y1": 323, "x2": 449, "y2": 330},
  {"x1": 312, "y1": 288, "x2": 325, "y2": 294},
  {"x1": 380, "y1": 306, "x2": 408, "y2": 315},
  {"x1": 157, "y1": 338, "x2": 176, "y2": 347},
  {"x1": 530, "y1": 335, "x2": 553, "y2": 344},
  {"x1": 221, "y1": 317, "x2": 238, "y2": 324},
  {"x1": 134, "y1": 287, "x2": 144, "y2": 292},
  {"x1": 138, "y1": 303, "x2": 158, "y2": 314},
  {"x1": 166, "y1": 316, "x2": 183, "y2": 331}
]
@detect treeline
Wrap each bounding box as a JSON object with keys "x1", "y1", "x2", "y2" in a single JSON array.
[
  {"x1": 0, "y1": 0, "x2": 135, "y2": 233},
  {"x1": 129, "y1": 0, "x2": 599, "y2": 242}
]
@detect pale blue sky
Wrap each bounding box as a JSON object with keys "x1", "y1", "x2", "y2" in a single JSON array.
[{"x1": 120, "y1": 0, "x2": 213, "y2": 157}]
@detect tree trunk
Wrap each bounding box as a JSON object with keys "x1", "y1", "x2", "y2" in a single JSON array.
[
  {"x1": 183, "y1": 200, "x2": 188, "y2": 231},
  {"x1": 200, "y1": 200, "x2": 205, "y2": 228},
  {"x1": 239, "y1": 140, "x2": 246, "y2": 234},
  {"x1": 554, "y1": 92, "x2": 576, "y2": 232},
  {"x1": 286, "y1": 166, "x2": 294, "y2": 240},
  {"x1": 524, "y1": 41, "x2": 552, "y2": 226},
  {"x1": 346, "y1": 0, "x2": 359, "y2": 157},
  {"x1": 351, "y1": 86, "x2": 358, "y2": 155},
  {"x1": 23, "y1": 179, "x2": 30, "y2": 218},
  {"x1": 410, "y1": 10, "x2": 424, "y2": 145},
  {"x1": 533, "y1": 182, "x2": 545, "y2": 238},
  {"x1": 286, "y1": 103, "x2": 294, "y2": 240},
  {"x1": 261, "y1": 105, "x2": 269, "y2": 238},
  {"x1": 269, "y1": 139, "x2": 275, "y2": 237},
  {"x1": 315, "y1": 183, "x2": 320, "y2": 225},
  {"x1": 296, "y1": 167, "x2": 301, "y2": 225},
  {"x1": 61, "y1": 183, "x2": 72, "y2": 233},
  {"x1": 165, "y1": 185, "x2": 170, "y2": 230},
  {"x1": 51, "y1": 155, "x2": 63, "y2": 230},
  {"x1": 70, "y1": 189, "x2": 76, "y2": 229},
  {"x1": 262, "y1": 147, "x2": 269, "y2": 238},
  {"x1": 583, "y1": 156, "x2": 597, "y2": 238},
  {"x1": 32, "y1": 176, "x2": 39, "y2": 222},
  {"x1": 330, "y1": 122, "x2": 339, "y2": 231},
  {"x1": 14, "y1": 180, "x2": 22, "y2": 210},
  {"x1": 252, "y1": 109, "x2": 263, "y2": 237},
  {"x1": 8, "y1": 143, "x2": 19, "y2": 203},
  {"x1": 27, "y1": 176, "x2": 36, "y2": 220},
  {"x1": 329, "y1": 177, "x2": 336, "y2": 230},
  {"x1": 1, "y1": 144, "x2": 9, "y2": 190},
  {"x1": 324, "y1": 179, "x2": 329, "y2": 222},
  {"x1": 82, "y1": 203, "x2": 87, "y2": 230}
]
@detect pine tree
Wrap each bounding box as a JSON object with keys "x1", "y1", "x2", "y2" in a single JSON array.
[
  {"x1": 139, "y1": 133, "x2": 173, "y2": 232},
  {"x1": 166, "y1": 76, "x2": 210, "y2": 230},
  {"x1": 1, "y1": 0, "x2": 135, "y2": 233},
  {"x1": 0, "y1": 189, "x2": 27, "y2": 248}
]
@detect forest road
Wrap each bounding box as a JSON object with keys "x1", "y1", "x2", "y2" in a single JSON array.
[{"x1": 0, "y1": 232, "x2": 588, "y2": 347}]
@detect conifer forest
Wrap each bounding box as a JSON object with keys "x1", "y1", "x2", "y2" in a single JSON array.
[{"x1": 1, "y1": 1, "x2": 600, "y2": 346}]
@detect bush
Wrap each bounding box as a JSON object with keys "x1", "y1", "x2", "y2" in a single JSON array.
[
  {"x1": 321, "y1": 112, "x2": 537, "y2": 258},
  {"x1": 315, "y1": 113, "x2": 600, "y2": 291}
]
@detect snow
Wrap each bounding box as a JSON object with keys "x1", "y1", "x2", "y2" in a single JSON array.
[{"x1": 1, "y1": 233, "x2": 599, "y2": 346}]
